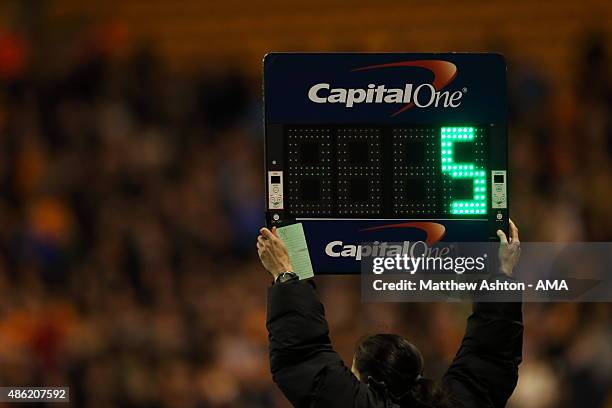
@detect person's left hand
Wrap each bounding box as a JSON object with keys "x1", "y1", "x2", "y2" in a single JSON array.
[
  {"x1": 497, "y1": 219, "x2": 521, "y2": 277},
  {"x1": 257, "y1": 227, "x2": 293, "y2": 280}
]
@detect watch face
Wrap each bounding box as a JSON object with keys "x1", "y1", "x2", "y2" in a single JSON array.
[{"x1": 278, "y1": 272, "x2": 297, "y2": 283}]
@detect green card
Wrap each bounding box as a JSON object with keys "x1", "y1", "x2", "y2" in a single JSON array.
[{"x1": 276, "y1": 223, "x2": 314, "y2": 280}]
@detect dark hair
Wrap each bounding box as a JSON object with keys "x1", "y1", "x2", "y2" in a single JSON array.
[{"x1": 354, "y1": 334, "x2": 454, "y2": 408}]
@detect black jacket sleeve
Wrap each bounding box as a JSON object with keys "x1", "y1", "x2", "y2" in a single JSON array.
[
  {"x1": 442, "y1": 299, "x2": 523, "y2": 408},
  {"x1": 266, "y1": 280, "x2": 384, "y2": 408}
]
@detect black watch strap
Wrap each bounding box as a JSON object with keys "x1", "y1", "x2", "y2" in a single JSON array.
[{"x1": 275, "y1": 271, "x2": 299, "y2": 284}]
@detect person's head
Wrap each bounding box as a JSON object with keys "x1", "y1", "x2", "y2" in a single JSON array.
[{"x1": 352, "y1": 334, "x2": 452, "y2": 408}]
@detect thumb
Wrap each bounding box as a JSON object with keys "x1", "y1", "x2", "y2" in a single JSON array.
[{"x1": 497, "y1": 229, "x2": 508, "y2": 244}]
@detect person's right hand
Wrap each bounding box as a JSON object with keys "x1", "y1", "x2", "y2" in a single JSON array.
[
  {"x1": 257, "y1": 227, "x2": 293, "y2": 281},
  {"x1": 496, "y1": 219, "x2": 520, "y2": 277}
]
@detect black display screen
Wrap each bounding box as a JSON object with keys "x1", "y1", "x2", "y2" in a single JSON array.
[{"x1": 285, "y1": 125, "x2": 488, "y2": 218}]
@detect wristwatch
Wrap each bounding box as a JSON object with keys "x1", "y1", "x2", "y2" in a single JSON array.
[{"x1": 275, "y1": 271, "x2": 298, "y2": 284}]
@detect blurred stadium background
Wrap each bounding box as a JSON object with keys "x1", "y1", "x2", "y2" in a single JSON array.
[{"x1": 0, "y1": 0, "x2": 610, "y2": 407}]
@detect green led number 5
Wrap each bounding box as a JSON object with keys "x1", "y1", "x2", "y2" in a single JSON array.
[{"x1": 440, "y1": 127, "x2": 487, "y2": 215}]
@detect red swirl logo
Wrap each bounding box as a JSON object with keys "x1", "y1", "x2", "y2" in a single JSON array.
[
  {"x1": 360, "y1": 222, "x2": 447, "y2": 245},
  {"x1": 352, "y1": 60, "x2": 458, "y2": 116}
]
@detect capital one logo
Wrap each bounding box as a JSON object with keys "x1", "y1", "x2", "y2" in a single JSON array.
[
  {"x1": 308, "y1": 60, "x2": 460, "y2": 116},
  {"x1": 325, "y1": 222, "x2": 447, "y2": 260}
]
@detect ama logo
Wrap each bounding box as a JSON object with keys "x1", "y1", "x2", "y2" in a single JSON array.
[
  {"x1": 308, "y1": 60, "x2": 461, "y2": 116},
  {"x1": 325, "y1": 222, "x2": 447, "y2": 260}
]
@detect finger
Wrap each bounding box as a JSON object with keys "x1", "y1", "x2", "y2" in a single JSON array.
[
  {"x1": 272, "y1": 226, "x2": 278, "y2": 237},
  {"x1": 509, "y1": 219, "x2": 519, "y2": 243},
  {"x1": 497, "y1": 229, "x2": 508, "y2": 244},
  {"x1": 257, "y1": 236, "x2": 267, "y2": 246},
  {"x1": 257, "y1": 241, "x2": 264, "y2": 250},
  {"x1": 260, "y1": 228, "x2": 275, "y2": 240}
]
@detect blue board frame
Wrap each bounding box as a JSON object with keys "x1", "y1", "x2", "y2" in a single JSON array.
[{"x1": 264, "y1": 53, "x2": 508, "y2": 274}]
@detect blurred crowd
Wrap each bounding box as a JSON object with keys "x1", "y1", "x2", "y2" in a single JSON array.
[{"x1": 0, "y1": 22, "x2": 611, "y2": 408}]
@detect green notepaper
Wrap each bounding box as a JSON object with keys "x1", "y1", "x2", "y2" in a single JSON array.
[{"x1": 276, "y1": 223, "x2": 314, "y2": 280}]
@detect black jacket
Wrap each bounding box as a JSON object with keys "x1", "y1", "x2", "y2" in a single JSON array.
[{"x1": 266, "y1": 280, "x2": 523, "y2": 408}]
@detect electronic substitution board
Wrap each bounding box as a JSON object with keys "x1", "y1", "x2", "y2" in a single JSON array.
[{"x1": 264, "y1": 53, "x2": 508, "y2": 274}]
